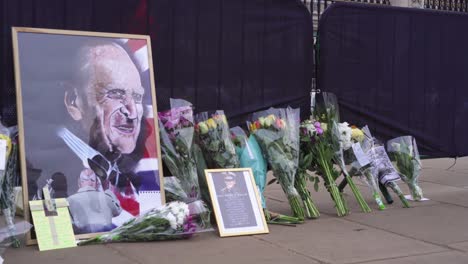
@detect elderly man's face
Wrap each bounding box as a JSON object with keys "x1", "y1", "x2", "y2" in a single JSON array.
[{"x1": 82, "y1": 44, "x2": 144, "y2": 154}]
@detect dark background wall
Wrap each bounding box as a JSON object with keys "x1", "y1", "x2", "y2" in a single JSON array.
[
  {"x1": 0, "y1": 0, "x2": 314, "y2": 127},
  {"x1": 318, "y1": 3, "x2": 468, "y2": 157}
]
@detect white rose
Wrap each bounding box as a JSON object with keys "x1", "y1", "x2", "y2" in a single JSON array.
[{"x1": 165, "y1": 213, "x2": 177, "y2": 229}]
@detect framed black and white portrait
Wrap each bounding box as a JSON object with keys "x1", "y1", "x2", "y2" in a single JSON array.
[{"x1": 205, "y1": 168, "x2": 268, "y2": 237}]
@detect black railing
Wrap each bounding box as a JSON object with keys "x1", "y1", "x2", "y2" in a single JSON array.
[
  {"x1": 425, "y1": 0, "x2": 468, "y2": 12},
  {"x1": 303, "y1": 0, "x2": 390, "y2": 21},
  {"x1": 303, "y1": 0, "x2": 468, "y2": 23}
]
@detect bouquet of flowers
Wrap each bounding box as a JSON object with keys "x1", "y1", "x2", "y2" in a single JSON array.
[
  {"x1": 79, "y1": 201, "x2": 196, "y2": 245},
  {"x1": 158, "y1": 99, "x2": 211, "y2": 228},
  {"x1": 342, "y1": 126, "x2": 386, "y2": 210},
  {"x1": 302, "y1": 119, "x2": 348, "y2": 217},
  {"x1": 191, "y1": 143, "x2": 212, "y2": 208},
  {"x1": 0, "y1": 124, "x2": 31, "y2": 249},
  {"x1": 249, "y1": 108, "x2": 305, "y2": 221},
  {"x1": 368, "y1": 145, "x2": 410, "y2": 208},
  {"x1": 231, "y1": 127, "x2": 303, "y2": 224},
  {"x1": 230, "y1": 127, "x2": 267, "y2": 208},
  {"x1": 195, "y1": 111, "x2": 239, "y2": 169},
  {"x1": 387, "y1": 136, "x2": 424, "y2": 201},
  {"x1": 332, "y1": 121, "x2": 372, "y2": 213},
  {"x1": 311, "y1": 92, "x2": 340, "y2": 124},
  {"x1": 295, "y1": 120, "x2": 321, "y2": 219}
]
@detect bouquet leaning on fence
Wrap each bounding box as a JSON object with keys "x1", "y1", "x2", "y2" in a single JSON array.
[
  {"x1": 195, "y1": 111, "x2": 239, "y2": 169},
  {"x1": 249, "y1": 108, "x2": 305, "y2": 221},
  {"x1": 332, "y1": 122, "x2": 372, "y2": 213},
  {"x1": 231, "y1": 127, "x2": 303, "y2": 225},
  {"x1": 367, "y1": 145, "x2": 410, "y2": 208},
  {"x1": 295, "y1": 120, "x2": 321, "y2": 219},
  {"x1": 339, "y1": 126, "x2": 386, "y2": 210},
  {"x1": 387, "y1": 136, "x2": 424, "y2": 201},
  {"x1": 79, "y1": 201, "x2": 196, "y2": 245},
  {"x1": 158, "y1": 99, "x2": 211, "y2": 229},
  {"x1": 301, "y1": 119, "x2": 348, "y2": 217}
]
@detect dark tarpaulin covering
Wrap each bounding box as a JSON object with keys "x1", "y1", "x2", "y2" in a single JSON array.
[
  {"x1": 0, "y1": 0, "x2": 314, "y2": 127},
  {"x1": 318, "y1": 2, "x2": 468, "y2": 158}
]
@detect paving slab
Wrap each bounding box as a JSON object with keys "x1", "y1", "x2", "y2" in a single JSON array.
[
  {"x1": 420, "y1": 168, "x2": 468, "y2": 188},
  {"x1": 346, "y1": 204, "x2": 468, "y2": 245},
  {"x1": 257, "y1": 217, "x2": 444, "y2": 264},
  {"x1": 421, "y1": 157, "x2": 468, "y2": 171},
  {"x1": 417, "y1": 181, "x2": 468, "y2": 208},
  {"x1": 108, "y1": 231, "x2": 319, "y2": 264},
  {"x1": 359, "y1": 250, "x2": 468, "y2": 264},
  {"x1": 449, "y1": 241, "x2": 468, "y2": 252},
  {"x1": 4, "y1": 243, "x2": 132, "y2": 264}
]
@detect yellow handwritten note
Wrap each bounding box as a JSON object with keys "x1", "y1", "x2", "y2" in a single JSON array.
[{"x1": 30, "y1": 199, "x2": 76, "y2": 251}]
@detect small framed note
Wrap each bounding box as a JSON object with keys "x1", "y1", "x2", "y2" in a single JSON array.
[{"x1": 205, "y1": 168, "x2": 269, "y2": 237}]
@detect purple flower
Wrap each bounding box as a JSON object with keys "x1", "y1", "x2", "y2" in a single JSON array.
[
  {"x1": 182, "y1": 215, "x2": 196, "y2": 238},
  {"x1": 314, "y1": 122, "x2": 323, "y2": 135}
]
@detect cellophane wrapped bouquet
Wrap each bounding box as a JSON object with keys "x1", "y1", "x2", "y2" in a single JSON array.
[
  {"x1": 231, "y1": 127, "x2": 303, "y2": 224},
  {"x1": 331, "y1": 121, "x2": 372, "y2": 213},
  {"x1": 307, "y1": 92, "x2": 348, "y2": 216},
  {"x1": 79, "y1": 201, "x2": 196, "y2": 245},
  {"x1": 295, "y1": 120, "x2": 321, "y2": 219},
  {"x1": 387, "y1": 136, "x2": 424, "y2": 201},
  {"x1": 158, "y1": 99, "x2": 212, "y2": 229},
  {"x1": 195, "y1": 111, "x2": 239, "y2": 169},
  {"x1": 0, "y1": 121, "x2": 32, "y2": 252},
  {"x1": 367, "y1": 144, "x2": 410, "y2": 208},
  {"x1": 345, "y1": 126, "x2": 386, "y2": 210},
  {"x1": 248, "y1": 107, "x2": 305, "y2": 221}
]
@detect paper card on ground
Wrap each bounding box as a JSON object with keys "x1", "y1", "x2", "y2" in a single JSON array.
[
  {"x1": 404, "y1": 195, "x2": 430, "y2": 201},
  {"x1": 29, "y1": 199, "x2": 76, "y2": 251}
]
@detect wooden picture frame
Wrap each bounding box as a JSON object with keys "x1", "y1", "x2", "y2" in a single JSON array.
[
  {"x1": 205, "y1": 168, "x2": 269, "y2": 237},
  {"x1": 12, "y1": 27, "x2": 165, "y2": 244}
]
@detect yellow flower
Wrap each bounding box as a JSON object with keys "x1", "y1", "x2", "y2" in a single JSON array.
[
  {"x1": 351, "y1": 128, "x2": 365, "y2": 142},
  {"x1": 206, "y1": 118, "x2": 217, "y2": 129},
  {"x1": 320, "y1": 123, "x2": 328, "y2": 132},
  {"x1": 249, "y1": 123, "x2": 256, "y2": 132},
  {"x1": 198, "y1": 122, "x2": 209, "y2": 134},
  {"x1": 259, "y1": 117, "x2": 266, "y2": 127}
]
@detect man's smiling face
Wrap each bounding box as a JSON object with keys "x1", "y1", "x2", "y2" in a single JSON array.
[{"x1": 82, "y1": 44, "x2": 143, "y2": 154}]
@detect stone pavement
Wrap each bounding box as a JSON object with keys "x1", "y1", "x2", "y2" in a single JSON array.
[{"x1": 4, "y1": 157, "x2": 468, "y2": 264}]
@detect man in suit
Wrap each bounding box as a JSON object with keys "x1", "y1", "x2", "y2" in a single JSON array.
[{"x1": 220, "y1": 172, "x2": 240, "y2": 195}]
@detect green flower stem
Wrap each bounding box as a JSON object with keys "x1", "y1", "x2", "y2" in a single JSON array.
[
  {"x1": 267, "y1": 210, "x2": 304, "y2": 225},
  {"x1": 344, "y1": 175, "x2": 372, "y2": 213},
  {"x1": 386, "y1": 182, "x2": 410, "y2": 208},
  {"x1": 264, "y1": 208, "x2": 271, "y2": 221},
  {"x1": 286, "y1": 190, "x2": 306, "y2": 221},
  {"x1": 295, "y1": 173, "x2": 320, "y2": 219},
  {"x1": 373, "y1": 193, "x2": 386, "y2": 210},
  {"x1": 317, "y1": 148, "x2": 347, "y2": 216},
  {"x1": 362, "y1": 170, "x2": 386, "y2": 210}
]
